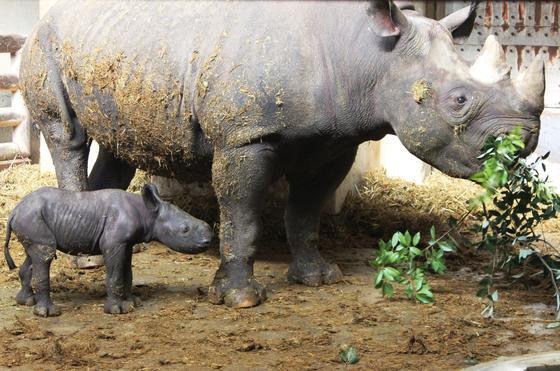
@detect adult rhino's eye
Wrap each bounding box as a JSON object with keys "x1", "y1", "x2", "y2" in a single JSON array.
[{"x1": 456, "y1": 96, "x2": 467, "y2": 105}]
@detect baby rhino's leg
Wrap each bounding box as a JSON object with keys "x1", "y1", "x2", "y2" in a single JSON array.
[
  {"x1": 27, "y1": 244, "x2": 60, "y2": 317},
  {"x1": 15, "y1": 255, "x2": 35, "y2": 306},
  {"x1": 103, "y1": 245, "x2": 138, "y2": 314},
  {"x1": 123, "y1": 250, "x2": 142, "y2": 307}
]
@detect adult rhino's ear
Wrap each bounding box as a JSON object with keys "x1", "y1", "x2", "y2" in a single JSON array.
[
  {"x1": 394, "y1": 1, "x2": 415, "y2": 12},
  {"x1": 142, "y1": 183, "x2": 162, "y2": 213},
  {"x1": 439, "y1": 0, "x2": 479, "y2": 44},
  {"x1": 368, "y1": 0, "x2": 410, "y2": 37}
]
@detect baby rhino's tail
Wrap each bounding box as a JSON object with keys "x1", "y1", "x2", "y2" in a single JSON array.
[{"x1": 4, "y1": 214, "x2": 16, "y2": 270}]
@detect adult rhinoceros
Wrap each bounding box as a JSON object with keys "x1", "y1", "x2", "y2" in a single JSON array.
[{"x1": 20, "y1": 0, "x2": 544, "y2": 308}]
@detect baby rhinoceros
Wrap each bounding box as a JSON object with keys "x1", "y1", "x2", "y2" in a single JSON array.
[{"x1": 4, "y1": 184, "x2": 212, "y2": 317}]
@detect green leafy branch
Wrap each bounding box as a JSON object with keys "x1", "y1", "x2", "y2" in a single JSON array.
[
  {"x1": 370, "y1": 227, "x2": 456, "y2": 304},
  {"x1": 468, "y1": 128, "x2": 560, "y2": 319}
]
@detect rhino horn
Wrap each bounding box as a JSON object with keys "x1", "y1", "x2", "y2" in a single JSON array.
[
  {"x1": 514, "y1": 56, "x2": 546, "y2": 111},
  {"x1": 439, "y1": 0, "x2": 478, "y2": 42},
  {"x1": 469, "y1": 35, "x2": 511, "y2": 84}
]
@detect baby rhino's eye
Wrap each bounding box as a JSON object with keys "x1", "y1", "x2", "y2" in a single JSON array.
[{"x1": 182, "y1": 225, "x2": 190, "y2": 234}]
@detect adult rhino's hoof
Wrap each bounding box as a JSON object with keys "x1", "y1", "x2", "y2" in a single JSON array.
[
  {"x1": 33, "y1": 303, "x2": 61, "y2": 317},
  {"x1": 287, "y1": 262, "x2": 343, "y2": 287},
  {"x1": 15, "y1": 290, "x2": 35, "y2": 306},
  {"x1": 208, "y1": 279, "x2": 266, "y2": 308},
  {"x1": 104, "y1": 298, "x2": 139, "y2": 314}
]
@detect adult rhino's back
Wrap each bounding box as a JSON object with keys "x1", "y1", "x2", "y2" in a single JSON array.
[{"x1": 21, "y1": 1, "x2": 363, "y2": 177}]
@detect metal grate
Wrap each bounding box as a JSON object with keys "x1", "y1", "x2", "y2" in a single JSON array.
[{"x1": 445, "y1": 1, "x2": 560, "y2": 108}]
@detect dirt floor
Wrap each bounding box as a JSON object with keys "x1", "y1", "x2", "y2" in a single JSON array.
[{"x1": 0, "y1": 165, "x2": 559, "y2": 370}]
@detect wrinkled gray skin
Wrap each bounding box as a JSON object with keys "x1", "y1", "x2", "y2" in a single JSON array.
[
  {"x1": 4, "y1": 184, "x2": 213, "y2": 317},
  {"x1": 20, "y1": 0, "x2": 544, "y2": 308}
]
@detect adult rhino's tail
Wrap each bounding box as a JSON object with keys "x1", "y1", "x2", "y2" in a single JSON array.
[{"x1": 4, "y1": 214, "x2": 16, "y2": 270}]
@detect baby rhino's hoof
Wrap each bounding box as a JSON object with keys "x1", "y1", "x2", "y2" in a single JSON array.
[
  {"x1": 104, "y1": 297, "x2": 141, "y2": 314},
  {"x1": 33, "y1": 303, "x2": 61, "y2": 317}
]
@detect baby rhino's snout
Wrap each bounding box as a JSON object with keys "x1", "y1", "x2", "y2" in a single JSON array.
[
  {"x1": 194, "y1": 222, "x2": 213, "y2": 249},
  {"x1": 171, "y1": 214, "x2": 213, "y2": 254},
  {"x1": 174, "y1": 221, "x2": 212, "y2": 254}
]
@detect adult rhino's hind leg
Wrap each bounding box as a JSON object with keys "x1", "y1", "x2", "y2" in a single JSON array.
[
  {"x1": 285, "y1": 149, "x2": 357, "y2": 286},
  {"x1": 31, "y1": 32, "x2": 90, "y2": 192},
  {"x1": 88, "y1": 146, "x2": 136, "y2": 191},
  {"x1": 40, "y1": 116, "x2": 89, "y2": 191},
  {"x1": 208, "y1": 144, "x2": 277, "y2": 308}
]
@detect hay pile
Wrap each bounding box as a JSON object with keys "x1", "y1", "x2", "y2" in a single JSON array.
[
  {"x1": 341, "y1": 169, "x2": 482, "y2": 239},
  {"x1": 1, "y1": 164, "x2": 557, "y2": 250},
  {"x1": 0, "y1": 165, "x2": 57, "y2": 226}
]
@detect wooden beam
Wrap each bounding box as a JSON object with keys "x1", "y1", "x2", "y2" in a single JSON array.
[
  {"x1": 0, "y1": 73, "x2": 18, "y2": 92},
  {"x1": 0, "y1": 107, "x2": 24, "y2": 127},
  {"x1": 0, "y1": 34, "x2": 26, "y2": 54},
  {"x1": 0, "y1": 142, "x2": 21, "y2": 161},
  {"x1": 0, "y1": 157, "x2": 29, "y2": 170}
]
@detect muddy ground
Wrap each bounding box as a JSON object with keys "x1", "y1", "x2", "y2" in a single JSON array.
[{"x1": 0, "y1": 166, "x2": 559, "y2": 370}]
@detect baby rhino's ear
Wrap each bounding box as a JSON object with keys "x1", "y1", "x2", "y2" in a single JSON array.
[{"x1": 141, "y1": 183, "x2": 162, "y2": 213}]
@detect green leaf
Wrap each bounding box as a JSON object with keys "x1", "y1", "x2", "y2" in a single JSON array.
[
  {"x1": 476, "y1": 287, "x2": 488, "y2": 298},
  {"x1": 405, "y1": 231, "x2": 412, "y2": 245},
  {"x1": 409, "y1": 246, "x2": 422, "y2": 257},
  {"x1": 378, "y1": 239, "x2": 388, "y2": 251},
  {"x1": 413, "y1": 232, "x2": 421, "y2": 246},
  {"x1": 398, "y1": 232, "x2": 408, "y2": 247},
  {"x1": 340, "y1": 346, "x2": 360, "y2": 364},
  {"x1": 545, "y1": 322, "x2": 560, "y2": 329},
  {"x1": 438, "y1": 241, "x2": 456, "y2": 253},
  {"x1": 414, "y1": 276, "x2": 424, "y2": 291},
  {"x1": 404, "y1": 284, "x2": 414, "y2": 299},
  {"x1": 416, "y1": 293, "x2": 434, "y2": 304},
  {"x1": 382, "y1": 283, "x2": 394, "y2": 298},
  {"x1": 416, "y1": 286, "x2": 434, "y2": 303},
  {"x1": 430, "y1": 226, "x2": 436, "y2": 240},
  {"x1": 391, "y1": 233, "x2": 399, "y2": 248},
  {"x1": 430, "y1": 259, "x2": 446, "y2": 274},
  {"x1": 490, "y1": 290, "x2": 499, "y2": 302},
  {"x1": 417, "y1": 285, "x2": 433, "y2": 297},
  {"x1": 383, "y1": 267, "x2": 401, "y2": 281},
  {"x1": 374, "y1": 271, "x2": 384, "y2": 287}
]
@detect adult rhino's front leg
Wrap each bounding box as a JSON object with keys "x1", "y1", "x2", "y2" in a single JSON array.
[
  {"x1": 285, "y1": 149, "x2": 357, "y2": 286},
  {"x1": 208, "y1": 144, "x2": 277, "y2": 308}
]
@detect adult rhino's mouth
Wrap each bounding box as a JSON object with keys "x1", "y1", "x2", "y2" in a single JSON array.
[{"x1": 519, "y1": 127, "x2": 540, "y2": 158}]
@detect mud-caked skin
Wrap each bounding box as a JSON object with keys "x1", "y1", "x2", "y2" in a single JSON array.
[
  {"x1": 4, "y1": 184, "x2": 212, "y2": 317},
  {"x1": 20, "y1": 1, "x2": 545, "y2": 308}
]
